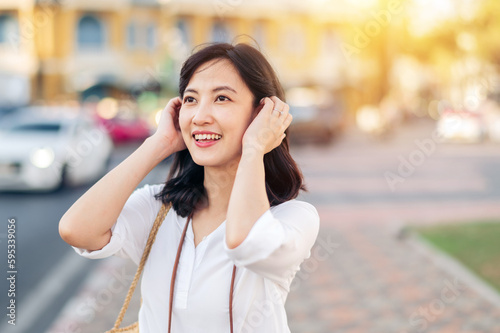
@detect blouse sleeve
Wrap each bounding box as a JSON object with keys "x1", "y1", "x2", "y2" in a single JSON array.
[
  {"x1": 72, "y1": 184, "x2": 164, "y2": 266},
  {"x1": 223, "y1": 200, "x2": 320, "y2": 289}
]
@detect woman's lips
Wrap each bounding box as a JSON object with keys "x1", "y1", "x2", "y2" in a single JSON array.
[
  {"x1": 192, "y1": 132, "x2": 222, "y2": 147},
  {"x1": 194, "y1": 139, "x2": 219, "y2": 148}
]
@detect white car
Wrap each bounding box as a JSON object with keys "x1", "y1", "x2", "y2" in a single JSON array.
[
  {"x1": 436, "y1": 110, "x2": 484, "y2": 143},
  {"x1": 0, "y1": 106, "x2": 113, "y2": 191}
]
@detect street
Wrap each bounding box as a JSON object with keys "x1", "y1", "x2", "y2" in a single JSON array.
[
  {"x1": 0, "y1": 143, "x2": 171, "y2": 333},
  {"x1": 2, "y1": 117, "x2": 500, "y2": 332}
]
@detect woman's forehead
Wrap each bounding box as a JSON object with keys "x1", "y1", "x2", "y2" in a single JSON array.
[{"x1": 187, "y1": 59, "x2": 246, "y2": 92}]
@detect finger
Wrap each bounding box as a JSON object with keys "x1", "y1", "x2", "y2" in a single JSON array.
[
  {"x1": 269, "y1": 96, "x2": 284, "y2": 110},
  {"x1": 166, "y1": 97, "x2": 182, "y2": 115},
  {"x1": 269, "y1": 97, "x2": 287, "y2": 117},
  {"x1": 273, "y1": 104, "x2": 289, "y2": 120},
  {"x1": 276, "y1": 114, "x2": 292, "y2": 134},
  {"x1": 283, "y1": 113, "x2": 293, "y2": 129},
  {"x1": 278, "y1": 103, "x2": 290, "y2": 118},
  {"x1": 169, "y1": 96, "x2": 182, "y2": 107},
  {"x1": 261, "y1": 97, "x2": 275, "y2": 115}
]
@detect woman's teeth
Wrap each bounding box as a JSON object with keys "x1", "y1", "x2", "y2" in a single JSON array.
[{"x1": 194, "y1": 134, "x2": 222, "y2": 141}]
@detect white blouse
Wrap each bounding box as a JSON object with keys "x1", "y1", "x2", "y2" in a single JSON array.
[{"x1": 73, "y1": 184, "x2": 320, "y2": 333}]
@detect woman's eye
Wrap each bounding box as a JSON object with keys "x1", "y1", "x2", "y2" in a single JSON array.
[
  {"x1": 216, "y1": 95, "x2": 230, "y2": 102},
  {"x1": 184, "y1": 96, "x2": 195, "y2": 103}
]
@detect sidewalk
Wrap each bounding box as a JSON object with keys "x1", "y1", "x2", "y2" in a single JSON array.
[{"x1": 48, "y1": 120, "x2": 500, "y2": 332}]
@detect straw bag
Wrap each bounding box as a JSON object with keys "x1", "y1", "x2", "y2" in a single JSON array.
[{"x1": 105, "y1": 203, "x2": 171, "y2": 333}]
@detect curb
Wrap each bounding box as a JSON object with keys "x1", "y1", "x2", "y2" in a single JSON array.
[{"x1": 404, "y1": 228, "x2": 500, "y2": 309}]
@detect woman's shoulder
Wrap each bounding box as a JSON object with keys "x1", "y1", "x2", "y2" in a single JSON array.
[
  {"x1": 125, "y1": 183, "x2": 168, "y2": 214},
  {"x1": 271, "y1": 199, "x2": 319, "y2": 221}
]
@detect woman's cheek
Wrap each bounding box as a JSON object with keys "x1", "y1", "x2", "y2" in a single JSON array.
[{"x1": 178, "y1": 110, "x2": 189, "y2": 131}]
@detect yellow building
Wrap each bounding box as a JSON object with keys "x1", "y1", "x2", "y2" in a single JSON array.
[{"x1": 0, "y1": 0, "x2": 372, "y2": 113}]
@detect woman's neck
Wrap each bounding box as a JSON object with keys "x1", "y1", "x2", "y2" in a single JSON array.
[{"x1": 202, "y1": 163, "x2": 238, "y2": 214}]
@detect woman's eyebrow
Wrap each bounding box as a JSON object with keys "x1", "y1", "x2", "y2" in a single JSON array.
[
  {"x1": 184, "y1": 88, "x2": 198, "y2": 94},
  {"x1": 184, "y1": 86, "x2": 237, "y2": 94},
  {"x1": 213, "y1": 86, "x2": 237, "y2": 94}
]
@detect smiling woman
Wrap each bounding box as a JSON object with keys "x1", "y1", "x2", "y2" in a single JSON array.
[{"x1": 59, "y1": 42, "x2": 320, "y2": 333}]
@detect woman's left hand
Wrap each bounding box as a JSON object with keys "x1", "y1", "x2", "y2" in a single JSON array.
[{"x1": 242, "y1": 96, "x2": 292, "y2": 155}]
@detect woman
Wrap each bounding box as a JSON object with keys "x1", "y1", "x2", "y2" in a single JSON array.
[{"x1": 59, "y1": 42, "x2": 320, "y2": 332}]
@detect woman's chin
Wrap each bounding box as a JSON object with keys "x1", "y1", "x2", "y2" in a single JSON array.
[
  {"x1": 191, "y1": 156, "x2": 219, "y2": 167},
  {"x1": 191, "y1": 154, "x2": 240, "y2": 170}
]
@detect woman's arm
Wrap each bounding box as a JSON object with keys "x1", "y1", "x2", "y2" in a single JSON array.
[
  {"x1": 59, "y1": 97, "x2": 185, "y2": 251},
  {"x1": 225, "y1": 97, "x2": 292, "y2": 249}
]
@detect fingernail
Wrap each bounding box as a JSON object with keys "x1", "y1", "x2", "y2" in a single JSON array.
[{"x1": 260, "y1": 98, "x2": 265, "y2": 104}]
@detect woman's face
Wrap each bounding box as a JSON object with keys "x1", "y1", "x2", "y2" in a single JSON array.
[{"x1": 179, "y1": 58, "x2": 256, "y2": 169}]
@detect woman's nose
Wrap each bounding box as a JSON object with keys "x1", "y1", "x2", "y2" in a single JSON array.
[{"x1": 192, "y1": 104, "x2": 214, "y2": 125}]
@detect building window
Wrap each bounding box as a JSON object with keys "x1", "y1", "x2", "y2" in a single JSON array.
[
  {"x1": 211, "y1": 22, "x2": 231, "y2": 43},
  {"x1": 77, "y1": 14, "x2": 105, "y2": 51},
  {"x1": 126, "y1": 21, "x2": 157, "y2": 51},
  {"x1": 127, "y1": 22, "x2": 136, "y2": 49},
  {"x1": 0, "y1": 14, "x2": 19, "y2": 45},
  {"x1": 147, "y1": 23, "x2": 156, "y2": 51}
]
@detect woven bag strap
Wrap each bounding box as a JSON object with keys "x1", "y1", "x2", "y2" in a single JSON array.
[{"x1": 111, "y1": 202, "x2": 171, "y2": 330}]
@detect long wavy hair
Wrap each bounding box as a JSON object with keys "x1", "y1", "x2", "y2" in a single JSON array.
[{"x1": 156, "y1": 42, "x2": 305, "y2": 217}]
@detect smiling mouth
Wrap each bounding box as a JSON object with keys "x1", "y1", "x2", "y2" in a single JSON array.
[{"x1": 193, "y1": 134, "x2": 222, "y2": 142}]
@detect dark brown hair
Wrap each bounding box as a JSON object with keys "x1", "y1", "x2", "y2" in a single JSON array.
[{"x1": 156, "y1": 42, "x2": 305, "y2": 217}]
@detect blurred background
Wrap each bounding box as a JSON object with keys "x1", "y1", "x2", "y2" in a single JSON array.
[
  {"x1": 1, "y1": 0, "x2": 500, "y2": 332},
  {"x1": 1, "y1": 0, "x2": 500, "y2": 142}
]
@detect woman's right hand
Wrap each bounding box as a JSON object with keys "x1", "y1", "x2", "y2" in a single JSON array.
[{"x1": 150, "y1": 97, "x2": 186, "y2": 157}]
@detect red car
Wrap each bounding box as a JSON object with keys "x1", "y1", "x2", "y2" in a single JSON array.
[{"x1": 96, "y1": 115, "x2": 152, "y2": 144}]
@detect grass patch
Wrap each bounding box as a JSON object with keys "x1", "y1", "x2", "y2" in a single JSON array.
[{"x1": 416, "y1": 220, "x2": 500, "y2": 292}]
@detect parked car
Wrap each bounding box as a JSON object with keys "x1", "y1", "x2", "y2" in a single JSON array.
[
  {"x1": 96, "y1": 114, "x2": 152, "y2": 144},
  {"x1": 0, "y1": 106, "x2": 113, "y2": 192},
  {"x1": 436, "y1": 109, "x2": 484, "y2": 143},
  {"x1": 479, "y1": 98, "x2": 500, "y2": 143},
  {"x1": 286, "y1": 87, "x2": 344, "y2": 144}
]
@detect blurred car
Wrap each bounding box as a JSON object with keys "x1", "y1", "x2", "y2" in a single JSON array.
[
  {"x1": 286, "y1": 87, "x2": 344, "y2": 144},
  {"x1": 479, "y1": 98, "x2": 500, "y2": 143},
  {"x1": 0, "y1": 106, "x2": 113, "y2": 192},
  {"x1": 96, "y1": 114, "x2": 152, "y2": 144},
  {"x1": 436, "y1": 109, "x2": 485, "y2": 143},
  {"x1": 487, "y1": 116, "x2": 500, "y2": 142}
]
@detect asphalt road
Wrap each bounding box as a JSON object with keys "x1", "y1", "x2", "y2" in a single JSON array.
[{"x1": 0, "y1": 142, "x2": 170, "y2": 333}]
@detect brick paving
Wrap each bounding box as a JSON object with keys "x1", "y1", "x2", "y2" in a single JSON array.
[
  {"x1": 49, "y1": 119, "x2": 500, "y2": 332},
  {"x1": 286, "y1": 119, "x2": 500, "y2": 333}
]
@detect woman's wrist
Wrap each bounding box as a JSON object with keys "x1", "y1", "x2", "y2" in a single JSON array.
[
  {"x1": 240, "y1": 145, "x2": 265, "y2": 164},
  {"x1": 241, "y1": 145, "x2": 265, "y2": 162},
  {"x1": 143, "y1": 136, "x2": 175, "y2": 163}
]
